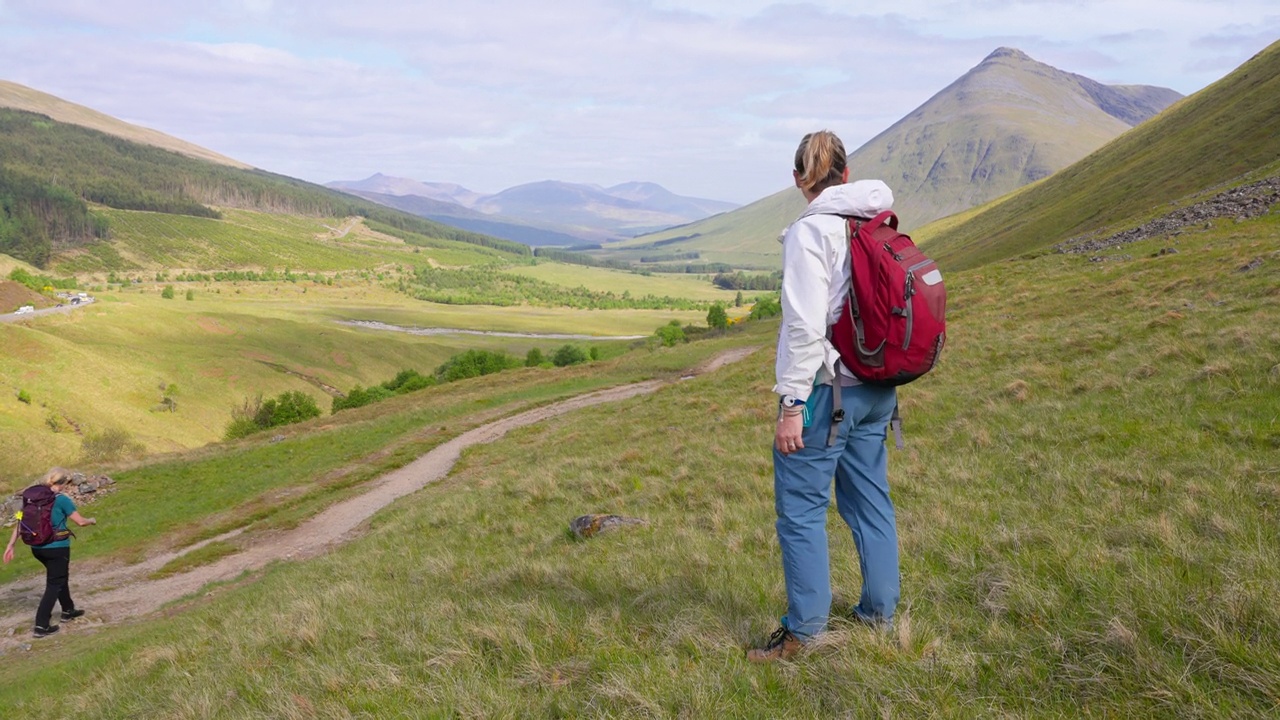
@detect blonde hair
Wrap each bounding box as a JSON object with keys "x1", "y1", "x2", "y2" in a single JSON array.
[
  {"x1": 794, "y1": 130, "x2": 848, "y2": 194},
  {"x1": 41, "y1": 467, "x2": 71, "y2": 487}
]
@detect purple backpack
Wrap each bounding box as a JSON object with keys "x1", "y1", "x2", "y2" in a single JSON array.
[{"x1": 18, "y1": 486, "x2": 72, "y2": 546}]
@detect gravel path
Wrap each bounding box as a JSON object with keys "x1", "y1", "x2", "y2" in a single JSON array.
[{"x1": 0, "y1": 346, "x2": 760, "y2": 650}]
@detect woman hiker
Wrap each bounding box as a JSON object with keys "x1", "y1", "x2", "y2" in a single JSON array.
[
  {"x1": 4, "y1": 467, "x2": 97, "y2": 638},
  {"x1": 748, "y1": 130, "x2": 901, "y2": 662}
]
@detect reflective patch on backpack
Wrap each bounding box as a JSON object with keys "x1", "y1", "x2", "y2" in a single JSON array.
[{"x1": 921, "y1": 269, "x2": 943, "y2": 286}]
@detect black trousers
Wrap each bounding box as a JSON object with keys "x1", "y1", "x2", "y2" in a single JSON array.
[{"x1": 31, "y1": 546, "x2": 74, "y2": 628}]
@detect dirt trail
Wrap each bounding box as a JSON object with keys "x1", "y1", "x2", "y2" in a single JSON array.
[{"x1": 0, "y1": 346, "x2": 759, "y2": 648}]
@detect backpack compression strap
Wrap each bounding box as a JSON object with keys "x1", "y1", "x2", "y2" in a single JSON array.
[{"x1": 826, "y1": 373, "x2": 906, "y2": 450}]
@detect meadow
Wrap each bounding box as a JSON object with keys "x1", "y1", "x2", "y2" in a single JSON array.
[
  {"x1": 0, "y1": 275, "x2": 715, "y2": 484},
  {"x1": 54, "y1": 207, "x2": 505, "y2": 274},
  {"x1": 504, "y1": 262, "x2": 744, "y2": 304},
  {"x1": 1, "y1": 207, "x2": 1276, "y2": 717}
]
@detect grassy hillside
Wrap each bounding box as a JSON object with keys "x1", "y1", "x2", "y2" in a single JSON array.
[
  {"x1": 0, "y1": 280, "x2": 716, "y2": 482},
  {"x1": 602, "y1": 190, "x2": 803, "y2": 270},
  {"x1": 925, "y1": 39, "x2": 1280, "y2": 270},
  {"x1": 2, "y1": 205, "x2": 1277, "y2": 716},
  {"x1": 0, "y1": 80, "x2": 251, "y2": 168},
  {"x1": 50, "y1": 208, "x2": 507, "y2": 274},
  {"x1": 0, "y1": 107, "x2": 528, "y2": 267}
]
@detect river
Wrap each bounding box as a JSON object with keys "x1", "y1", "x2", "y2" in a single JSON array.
[{"x1": 337, "y1": 319, "x2": 648, "y2": 341}]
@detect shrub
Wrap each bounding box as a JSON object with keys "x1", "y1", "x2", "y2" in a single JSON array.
[
  {"x1": 256, "y1": 390, "x2": 321, "y2": 427},
  {"x1": 435, "y1": 350, "x2": 519, "y2": 383},
  {"x1": 223, "y1": 417, "x2": 260, "y2": 441},
  {"x1": 161, "y1": 285, "x2": 175, "y2": 299},
  {"x1": 332, "y1": 369, "x2": 438, "y2": 414},
  {"x1": 589, "y1": 346, "x2": 600, "y2": 361},
  {"x1": 16, "y1": 389, "x2": 31, "y2": 404},
  {"x1": 185, "y1": 289, "x2": 194, "y2": 301},
  {"x1": 654, "y1": 320, "x2": 686, "y2": 347},
  {"x1": 332, "y1": 385, "x2": 395, "y2": 413},
  {"x1": 224, "y1": 390, "x2": 321, "y2": 439},
  {"x1": 81, "y1": 427, "x2": 145, "y2": 464},
  {"x1": 525, "y1": 348, "x2": 544, "y2": 367},
  {"x1": 382, "y1": 369, "x2": 435, "y2": 393},
  {"x1": 552, "y1": 344, "x2": 588, "y2": 367},
  {"x1": 749, "y1": 294, "x2": 782, "y2": 320},
  {"x1": 707, "y1": 303, "x2": 729, "y2": 330}
]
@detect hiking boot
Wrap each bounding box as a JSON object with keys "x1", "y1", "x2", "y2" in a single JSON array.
[
  {"x1": 33, "y1": 625, "x2": 60, "y2": 638},
  {"x1": 747, "y1": 626, "x2": 802, "y2": 662},
  {"x1": 61, "y1": 609, "x2": 86, "y2": 621}
]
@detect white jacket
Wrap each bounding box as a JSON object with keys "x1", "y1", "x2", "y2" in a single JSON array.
[{"x1": 773, "y1": 180, "x2": 894, "y2": 401}]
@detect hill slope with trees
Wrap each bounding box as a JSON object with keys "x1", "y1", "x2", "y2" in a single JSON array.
[{"x1": 0, "y1": 108, "x2": 528, "y2": 268}]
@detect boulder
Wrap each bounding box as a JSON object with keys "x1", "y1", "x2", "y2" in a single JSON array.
[{"x1": 569, "y1": 514, "x2": 648, "y2": 539}]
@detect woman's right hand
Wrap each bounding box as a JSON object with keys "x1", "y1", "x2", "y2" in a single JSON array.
[
  {"x1": 775, "y1": 411, "x2": 806, "y2": 454},
  {"x1": 3, "y1": 546, "x2": 13, "y2": 564}
]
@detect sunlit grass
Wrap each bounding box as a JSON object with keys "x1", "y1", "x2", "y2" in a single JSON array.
[
  {"x1": 1, "y1": 212, "x2": 1276, "y2": 716},
  {"x1": 0, "y1": 279, "x2": 714, "y2": 481},
  {"x1": 505, "y1": 262, "x2": 744, "y2": 303}
]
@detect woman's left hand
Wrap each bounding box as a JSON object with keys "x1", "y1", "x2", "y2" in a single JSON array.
[
  {"x1": 775, "y1": 412, "x2": 805, "y2": 455},
  {"x1": 3, "y1": 546, "x2": 13, "y2": 564}
]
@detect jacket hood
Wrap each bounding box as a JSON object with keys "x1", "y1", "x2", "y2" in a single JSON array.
[{"x1": 798, "y1": 180, "x2": 894, "y2": 221}]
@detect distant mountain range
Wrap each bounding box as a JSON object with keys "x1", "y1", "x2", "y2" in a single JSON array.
[
  {"x1": 608, "y1": 47, "x2": 1183, "y2": 267},
  {"x1": 327, "y1": 175, "x2": 739, "y2": 246}
]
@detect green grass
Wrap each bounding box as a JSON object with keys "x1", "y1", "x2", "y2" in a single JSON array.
[
  {"x1": 0, "y1": 325, "x2": 768, "y2": 588},
  {"x1": 1, "y1": 208, "x2": 1277, "y2": 716},
  {"x1": 505, "y1": 262, "x2": 744, "y2": 304},
  {"x1": 0, "y1": 279, "x2": 720, "y2": 482},
  {"x1": 604, "y1": 188, "x2": 803, "y2": 269},
  {"x1": 53, "y1": 209, "x2": 485, "y2": 273},
  {"x1": 924, "y1": 39, "x2": 1280, "y2": 271},
  {"x1": 148, "y1": 541, "x2": 241, "y2": 579}
]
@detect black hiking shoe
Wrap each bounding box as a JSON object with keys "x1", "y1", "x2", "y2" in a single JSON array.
[
  {"x1": 33, "y1": 625, "x2": 60, "y2": 638},
  {"x1": 747, "y1": 626, "x2": 802, "y2": 662},
  {"x1": 61, "y1": 609, "x2": 86, "y2": 621}
]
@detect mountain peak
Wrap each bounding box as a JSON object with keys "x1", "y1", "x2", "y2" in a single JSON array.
[{"x1": 983, "y1": 47, "x2": 1034, "y2": 63}]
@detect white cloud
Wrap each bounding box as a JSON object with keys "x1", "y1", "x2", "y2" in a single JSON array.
[{"x1": 0, "y1": 1, "x2": 1276, "y2": 203}]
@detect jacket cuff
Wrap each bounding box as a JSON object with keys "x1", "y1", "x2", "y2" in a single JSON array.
[{"x1": 772, "y1": 384, "x2": 813, "y2": 402}]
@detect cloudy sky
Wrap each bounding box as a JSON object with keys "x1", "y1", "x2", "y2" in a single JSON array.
[{"x1": 1, "y1": 1, "x2": 1276, "y2": 204}]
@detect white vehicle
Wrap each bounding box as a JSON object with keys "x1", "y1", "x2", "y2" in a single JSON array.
[{"x1": 15, "y1": 305, "x2": 35, "y2": 314}]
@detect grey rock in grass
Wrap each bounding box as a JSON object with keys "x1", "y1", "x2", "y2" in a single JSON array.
[
  {"x1": 1236, "y1": 258, "x2": 1263, "y2": 273},
  {"x1": 569, "y1": 514, "x2": 648, "y2": 539},
  {"x1": 1055, "y1": 176, "x2": 1280, "y2": 255},
  {"x1": 1, "y1": 471, "x2": 116, "y2": 527}
]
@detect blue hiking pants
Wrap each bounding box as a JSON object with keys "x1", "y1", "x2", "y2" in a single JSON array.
[{"x1": 773, "y1": 382, "x2": 899, "y2": 641}]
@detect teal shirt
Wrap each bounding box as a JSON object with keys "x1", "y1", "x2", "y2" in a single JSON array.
[{"x1": 40, "y1": 494, "x2": 76, "y2": 549}]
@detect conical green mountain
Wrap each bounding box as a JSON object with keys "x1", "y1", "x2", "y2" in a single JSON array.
[
  {"x1": 923, "y1": 39, "x2": 1280, "y2": 270},
  {"x1": 609, "y1": 48, "x2": 1180, "y2": 268}
]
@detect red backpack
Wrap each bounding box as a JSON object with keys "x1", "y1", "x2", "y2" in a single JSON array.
[
  {"x1": 18, "y1": 485, "x2": 72, "y2": 546},
  {"x1": 828, "y1": 211, "x2": 946, "y2": 386}
]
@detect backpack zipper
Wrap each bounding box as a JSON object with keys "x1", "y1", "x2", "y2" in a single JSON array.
[
  {"x1": 899, "y1": 260, "x2": 933, "y2": 350},
  {"x1": 902, "y1": 273, "x2": 915, "y2": 350}
]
